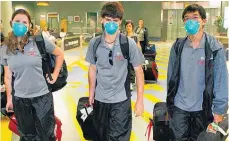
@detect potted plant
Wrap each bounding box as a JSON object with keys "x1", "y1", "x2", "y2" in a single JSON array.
[{"x1": 214, "y1": 16, "x2": 223, "y2": 35}]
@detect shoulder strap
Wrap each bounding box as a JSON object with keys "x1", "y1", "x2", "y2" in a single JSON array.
[
  {"x1": 93, "y1": 36, "x2": 102, "y2": 63},
  {"x1": 35, "y1": 34, "x2": 53, "y2": 81},
  {"x1": 119, "y1": 33, "x2": 129, "y2": 61},
  {"x1": 174, "y1": 37, "x2": 187, "y2": 55},
  {"x1": 35, "y1": 34, "x2": 47, "y2": 59}
]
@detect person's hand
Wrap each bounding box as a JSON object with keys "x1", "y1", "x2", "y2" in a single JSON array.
[
  {"x1": 6, "y1": 95, "x2": 14, "y2": 113},
  {"x1": 89, "y1": 93, "x2": 95, "y2": 106},
  {"x1": 46, "y1": 73, "x2": 58, "y2": 84},
  {"x1": 134, "y1": 99, "x2": 144, "y2": 117},
  {"x1": 214, "y1": 114, "x2": 223, "y2": 123}
]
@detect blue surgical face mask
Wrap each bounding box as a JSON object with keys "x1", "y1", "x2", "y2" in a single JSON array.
[
  {"x1": 12, "y1": 22, "x2": 28, "y2": 37},
  {"x1": 104, "y1": 22, "x2": 119, "y2": 35},
  {"x1": 184, "y1": 19, "x2": 200, "y2": 35}
]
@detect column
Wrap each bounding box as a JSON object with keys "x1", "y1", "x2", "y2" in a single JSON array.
[{"x1": 1, "y1": 1, "x2": 13, "y2": 35}]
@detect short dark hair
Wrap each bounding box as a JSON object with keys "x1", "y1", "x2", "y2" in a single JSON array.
[
  {"x1": 100, "y1": 2, "x2": 124, "y2": 20},
  {"x1": 182, "y1": 4, "x2": 206, "y2": 20},
  {"x1": 125, "y1": 21, "x2": 134, "y2": 29}
]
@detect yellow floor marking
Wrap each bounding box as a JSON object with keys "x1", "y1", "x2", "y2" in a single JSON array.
[
  {"x1": 130, "y1": 131, "x2": 140, "y2": 141},
  {"x1": 67, "y1": 66, "x2": 73, "y2": 72},
  {"x1": 157, "y1": 62, "x2": 168, "y2": 68},
  {"x1": 62, "y1": 92, "x2": 87, "y2": 141},
  {"x1": 144, "y1": 84, "x2": 164, "y2": 91},
  {"x1": 1, "y1": 117, "x2": 12, "y2": 141},
  {"x1": 67, "y1": 81, "x2": 83, "y2": 88},
  {"x1": 158, "y1": 69, "x2": 167, "y2": 74},
  {"x1": 144, "y1": 94, "x2": 162, "y2": 104},
  {"x1": 83, "y1": 74, "x2": 88, "y2": 78},
  {"x1": 158, "y1": 74, "x2": 167, "y2": 80}
]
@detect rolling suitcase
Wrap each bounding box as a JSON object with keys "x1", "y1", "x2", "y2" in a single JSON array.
[
  {"x1": 143, "y1": 44, "x2": 158, "y2": 82},
  {"x1": 143, "y1": 59, "x2": 158, "y2": 82},
  {"x1": 145, "y1": 102, "x2": 170, "y2": 141},
  {"x1": 76, "y1": 97, "x2": 96, "y2": 140}
]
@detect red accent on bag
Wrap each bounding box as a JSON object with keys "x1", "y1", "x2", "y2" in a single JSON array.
[
  {"x1": 8, "y1": 115, "x2": 62, "y2": 141},
  {"x1": 145, "y1": 120, "x2": 153, "y2": 141}
]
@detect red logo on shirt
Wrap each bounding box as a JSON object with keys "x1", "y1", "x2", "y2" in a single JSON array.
[
  {"x1": 27, "y1": 48, "x2": 37, "y2": 56},
  {"x1": 197, "y1": 57, "x2": 205, "y2": 66},
  {"x1": 114, "y1": 52, "x2": 125, "y2": 61}
]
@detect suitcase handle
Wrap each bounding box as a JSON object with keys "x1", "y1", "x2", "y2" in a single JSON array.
[{"x1": 1, "y1": 108, "x2": 18, "y2": 126}]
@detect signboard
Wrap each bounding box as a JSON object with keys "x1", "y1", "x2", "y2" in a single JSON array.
[{"x1": 64, "y1": 36, "x2": 80, "y2": 50}]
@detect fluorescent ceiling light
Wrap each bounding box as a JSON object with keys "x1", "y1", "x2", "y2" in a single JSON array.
[{"x1": 37, "y1": 2, "x2": 49, "y2": 6}]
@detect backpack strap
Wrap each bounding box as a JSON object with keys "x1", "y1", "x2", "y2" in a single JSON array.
[
  {"x1": 119, "y1": 33, "x2": 130, "y2": 61},
  {"x1": 93, "y1": 34, "x2": 130, "y2": 63},
  {"x1": 93, "y1": 36, "x2": 102, "y2": 63},
  {"x1": 35, "y1": 34, "x2": 53, "y2": 81},
  {"x1": 173, "y1": 37, "x2": 187, "y2": 55}
]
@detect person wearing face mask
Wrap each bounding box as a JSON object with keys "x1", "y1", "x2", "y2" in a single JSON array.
[
  {"x1": 166, "y1": 4, "x2": 228, "y2": 141},
  {"x1": 85, "y1": 2, "x2": 145, "y2": 141},
  {"x1": 1, "y1": 9, "x2": 64, "y2": 141}
]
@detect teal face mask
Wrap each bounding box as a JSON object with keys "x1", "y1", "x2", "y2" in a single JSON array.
[
  {"x1": 12, "y1": 22, "x2": 28, "y2": 37},
  {"x1": 104, "y1": 22, "x2": 119, "y2": 35},
  {"x1": 184, "y1": 19, "x2": 200, "y2": 35}
]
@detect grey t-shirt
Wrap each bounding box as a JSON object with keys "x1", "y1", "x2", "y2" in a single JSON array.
[
  {"x1": 174, "y1": 34, "x2": 206, "y2": 111},
  {"x1": 1, "y1": 37, "x2": 55, "y2": 98},
  {"x1": 86, "y1": 33, "x2": 145, "y2": 103}
]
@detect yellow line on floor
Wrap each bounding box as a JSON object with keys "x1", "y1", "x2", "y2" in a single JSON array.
[
  {"x1": 67, "y1": 66, "x2": 73, "y2": 72},
  {"x1": 156, "y1": 58, "x2": 169, "y2": 63},
  {"x1": 144, "y1": 94, "x2": 162, "y2": 103},
  {"x1": 144, "y1": 84, "x2": 164, "y2": 91},
  {"x1": 83, "y1": 74, "x2": 88, "y2": 78},
  {"x1": 158, "y1": 68, "x2": 167, "y2": 74},
  {"x1": 157, "y1": 62, "x2": 168, "y2": 68},
  {"x1": 1, "y1": 117, "x2": 12, "y2": 141},
  {"x1": 130, "y1": 131, "x2": 140, "y2": 141},
  {"x1": 158, "y1": 74, "x2": 167, "y2": 80},
  {"x1": 70, "y1": 61, "x2": 88, "y2": 71},
  {"x1": 63, "y1": 92, "x2": 87, "y2": 141}
]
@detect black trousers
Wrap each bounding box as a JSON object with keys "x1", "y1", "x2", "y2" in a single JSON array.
[
  {"x1": 169, "y1": 106, "x2": 208, "y2": 141},
  {"x1": 13, "y1": 92, "x2": 55, "y2": 141},
  {"x1": 93, "y1": 98, "x2": 132, "y2": 141},
  {"x1": 140, "y1": 41, "x2": 146, "y2": 54}
]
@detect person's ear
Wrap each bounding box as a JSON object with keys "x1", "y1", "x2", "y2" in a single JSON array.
[
  {"x1": 10, "y1": 21, "x2": 12, "y2": 27},
  {"x1": 119, "y1": 20, "x2": 122, "y2": 26},
  {"x1": 30, "y1": 22, "x2": 34, "y2": 29},
  {"x1": 202, "y1": 19, "x2": 207, "y2": 26}
]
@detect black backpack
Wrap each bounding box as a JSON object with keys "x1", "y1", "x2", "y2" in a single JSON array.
[{"x1": 35, "y1": 35, "x2": 68, "y2": 92}]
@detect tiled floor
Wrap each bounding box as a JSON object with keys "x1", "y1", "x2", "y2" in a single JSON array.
[{"x1": 1, "y1": 42, "x2": 228, "y2": 141}]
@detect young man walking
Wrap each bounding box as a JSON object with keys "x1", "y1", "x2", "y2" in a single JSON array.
[
  {"x1": 85, "y1": 2, "x2": 145, "y2": 141},
  {"x1": 167, "y1": 4, "x2": 228, "y2": 141}
]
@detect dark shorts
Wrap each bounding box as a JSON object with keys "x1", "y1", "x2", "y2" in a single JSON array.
[
  {"x1": 13, "y1": 92, "x2": 55, "y2": 141},
  {"x1": 169, "y1": 106, "x2": 207, "y2": 141},
  {"x1": 93, "y1": 98, "x2": 132, "y2": 141}
]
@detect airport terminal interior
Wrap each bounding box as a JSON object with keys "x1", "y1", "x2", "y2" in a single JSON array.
[{"x1": 0, "y1": 1, "x2": 229, "y2": 141}]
